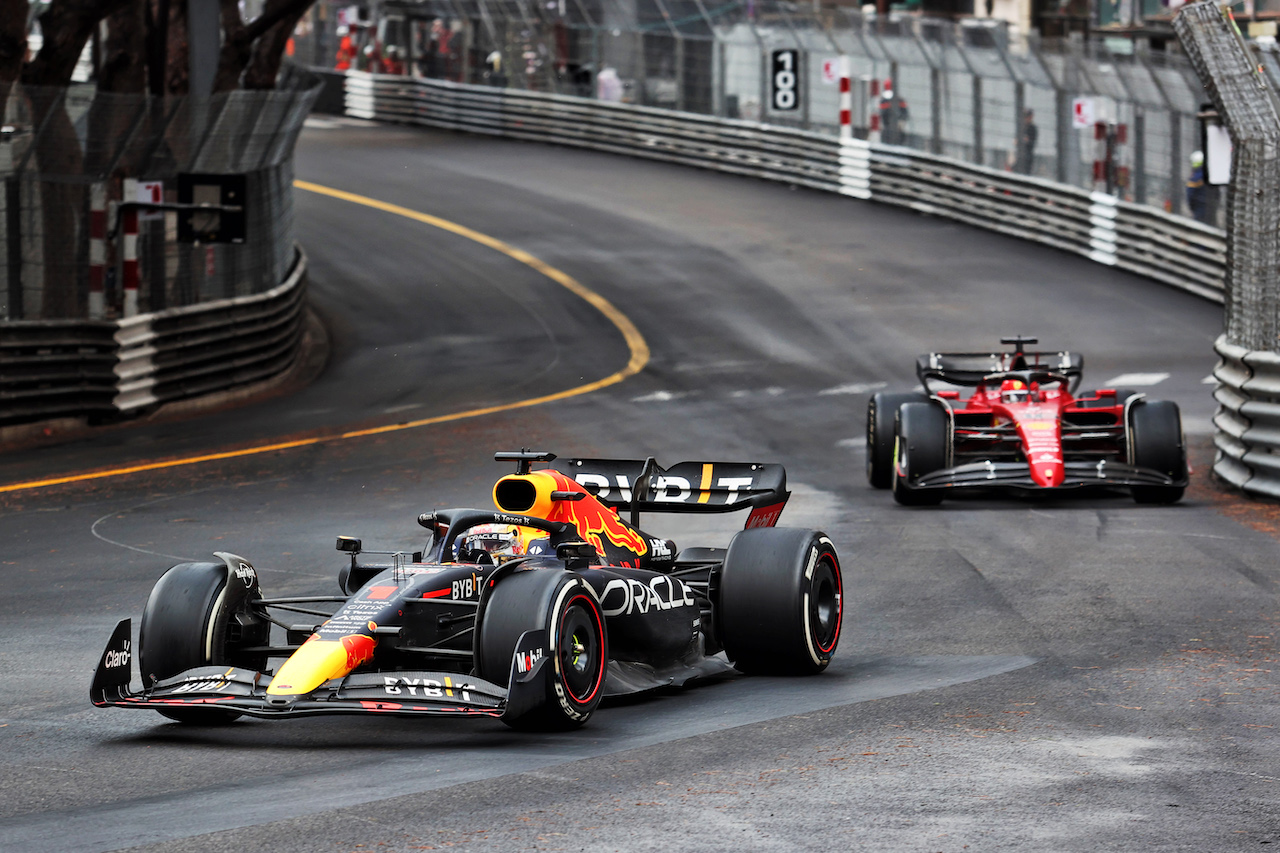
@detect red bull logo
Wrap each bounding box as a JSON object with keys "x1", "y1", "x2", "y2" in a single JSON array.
[
  {"x1": 341, "y1": 633, "x2": 377, "y2": 669},
  {"x1": 268, "y1": 630, "x2": 379, "y2": 697},
  {"x1": 540, "y1": 471, "x2": 648, "y2": 558}
]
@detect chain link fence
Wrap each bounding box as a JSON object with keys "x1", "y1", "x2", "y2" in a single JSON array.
[
  {"x1": 0, "y1": 66, "x2": 319, "y2": 321},
  {"x1": 297, "y1": 0, "x2": 1222, "y2": 224},
  {"x1": 1174, "y1": 1, "x2": 1280, "y2": 499}
]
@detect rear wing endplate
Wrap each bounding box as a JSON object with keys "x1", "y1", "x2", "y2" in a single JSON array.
[{"x1": 553, "y1": 457, "x2": 790, "y2": 528}]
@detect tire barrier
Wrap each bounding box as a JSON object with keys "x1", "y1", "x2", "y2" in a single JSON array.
[
  {"x1": 0, "y1": 246, "x2": 307, "y2": 427},
  {"x1": 1211, "y1": 336, "x2": 1280, "y2": 499},
  {"x1": 335, "y1": 71, "x2": 1225, "y2": 304}
]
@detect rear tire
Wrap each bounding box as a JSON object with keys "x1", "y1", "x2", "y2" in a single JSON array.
[
  {"x1": 867, "y1": 391, "x2": 929, "y2": 488},
  {"x1": 891, "y1": 402, "x2": 948, "y2": 506},
  {"x1": 1128, "y1": 399, "x2": 1187, "y2": 504},
  {"x1": 717, "y1": 528, "x2": 842, "y2": 675},
  {"x1": 478, "y1": 570, "x2": 607, "y2": 730},
  {"x1": 138, "y1": 562, "x2": 264, "y2": 724}
]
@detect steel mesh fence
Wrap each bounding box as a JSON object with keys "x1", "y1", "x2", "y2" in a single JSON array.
[
  {"x1": 0, "y1": 69, "x2": 319, "y2": 321},
  {"x1": 1175, "y1": 0, "x2": 1280, "y2": 352}
]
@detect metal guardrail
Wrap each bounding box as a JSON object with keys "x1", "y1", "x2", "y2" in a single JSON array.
[
  {"x1": 0, "y1": 320, "x2": 119, "y2": 423},
  {"x1": 0, "y1": 247, "x2": 307, "y2": 427},
  {"x1": 114, "y1": 248, "x2": 308, "y2": 413},
  {"x1": 338, "y1": 70, "x2": 1226, "y2": 303}
]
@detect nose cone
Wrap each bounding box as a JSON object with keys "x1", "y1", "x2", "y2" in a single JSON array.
[
  {"x1": 266, "y1": 633, "x2": 377, "y2": 698},
  {"x1": 1030, "y1": 458, "x2": 1065, "y2": 488},
  {"x1": 1015, "y1": 416, "x2": 1064, "y2": 490}
]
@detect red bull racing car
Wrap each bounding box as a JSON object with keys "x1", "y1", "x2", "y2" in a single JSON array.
[
  {"x1": 866, "y1": 337, "x2": 1188, "y2": 505},
  {"x1": 91, "y1": 451, "x2": 842, "y2": 730}
]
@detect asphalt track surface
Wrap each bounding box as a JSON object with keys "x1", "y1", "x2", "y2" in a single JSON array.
[{"x1": 1, "y1": 119, "x2": 1276, "y2": 852}]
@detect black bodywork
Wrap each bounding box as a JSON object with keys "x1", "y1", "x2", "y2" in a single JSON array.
[{"x1": 91, "y1": 451, "x2": 843, "y2": 729}]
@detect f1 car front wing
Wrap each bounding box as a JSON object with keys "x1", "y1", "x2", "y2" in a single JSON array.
[
  {"x1": 90, "y1": 619, "x2": 543, "y2": 721},
  {"x1": 911, "y1": 459, "x2": 1187, "y2": 492}
]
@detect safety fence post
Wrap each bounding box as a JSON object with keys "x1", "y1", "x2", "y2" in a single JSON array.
[
  {"x1": 89, "y1": 181, "x2": 107, "y2": 319},
  {"x1": 5, "y1": 176, "x2": 19, "y2": 320}
]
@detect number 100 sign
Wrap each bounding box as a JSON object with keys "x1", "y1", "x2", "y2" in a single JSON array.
[{"x1": 771, "y1": 49, "x2": 800, "y2": 111}]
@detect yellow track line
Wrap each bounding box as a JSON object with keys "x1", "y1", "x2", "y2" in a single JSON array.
[{"x1": 0, "y1": 182, "x2": 650, "y2": 494}]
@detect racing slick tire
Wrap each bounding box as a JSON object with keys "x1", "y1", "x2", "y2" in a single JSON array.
[
  {"x1": 1127, "y1": 399, "x2": 1187, "y2": 504},
  {"x1": 138, "y1": 562, "x2": 265, "y2": 724},
  {"x1": 478, "y1": 569, "x2": 608, "y2": 731},
  {"x1": 891, "y1": 401, "x2": 948, "y2": 506},
  {"x1": 717, "y1": 528, "x2": 842, "y2": 675},
  {"x1": 867, "y1": 391, "x2": 930, "y2": 489}
]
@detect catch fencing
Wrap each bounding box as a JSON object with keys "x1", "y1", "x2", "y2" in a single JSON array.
[
  {"x1": 0, "y1": 68, "x2": 319, "y2": 427},
  {"x1": 297, "y1": 0, "x2": 1224, "y2": 225},
  {"x1": 1175, "y1": 2, "x2": 1280, "y2": 499}
]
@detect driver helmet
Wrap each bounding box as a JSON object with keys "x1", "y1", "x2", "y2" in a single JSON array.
[
  {"x1": 1000, "y1": 378, "x2": 1028, "y2": 404},
  {"x1": 455, "y1": 523, "x2": 546, "y2": 564}
]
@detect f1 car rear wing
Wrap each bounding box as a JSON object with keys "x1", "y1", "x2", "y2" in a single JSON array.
[
  {"x1": 552, "y1": 456, "x2": 790, "y2": 529},
  {"x1": 916, "y1": 350, "x2": 1083, "y2": 392}
]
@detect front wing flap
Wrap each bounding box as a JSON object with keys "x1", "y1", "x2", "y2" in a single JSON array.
[
  {"x1": 90, "y1": 619, "x2": 508, "y2": 719},
  {"x1": 912, "y1": 459, "x2": 1188, "y2": 492}
]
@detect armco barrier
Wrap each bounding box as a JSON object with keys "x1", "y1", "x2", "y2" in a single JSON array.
[
  {"x1": 113, "y1": 248, "x2": 308, "y2": 413},
  {"x1": 339, "y1": 71, "x2": 1226, "y2": 303},
  {"x1": 0, "y1": 320, "x2": 120, "y2": 423},
  {"x1": 0, "y1": 247, "x2": 307, "y2": 427}
]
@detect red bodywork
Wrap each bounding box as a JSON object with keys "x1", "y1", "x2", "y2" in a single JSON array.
[{"x1": 938, "y1": 380, "x2": 1129, "y2": 486}]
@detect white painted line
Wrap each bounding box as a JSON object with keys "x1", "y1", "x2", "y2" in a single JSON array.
[
  {"x1": 1102, "y1": 372, "x2": 1169, "y2": 386},
  {"x1": 836, "y1": 437, "x2": 866, "y2": 449},
  {"x1": 819, "y1": 381, "x2": 887, "y2": 396},
  {"x1": 631, "y1": 390, "x2": 687, "y2": 402}
]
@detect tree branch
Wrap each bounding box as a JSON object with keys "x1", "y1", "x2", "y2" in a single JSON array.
[{"x1": 22, "y1": 0, "x2": 130, "y2": 87}]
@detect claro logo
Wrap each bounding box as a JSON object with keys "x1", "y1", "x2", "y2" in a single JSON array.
[{"x1": 104, "y1": 640, "x2": 131, "y2": 669}]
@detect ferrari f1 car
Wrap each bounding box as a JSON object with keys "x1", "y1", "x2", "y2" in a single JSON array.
[
  {"x1": 866, "y1": 337, "x2": 1188, "y2": 505},
  {"x1": 91, "y1": 451, "x2": 842, "y2": 730}
]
